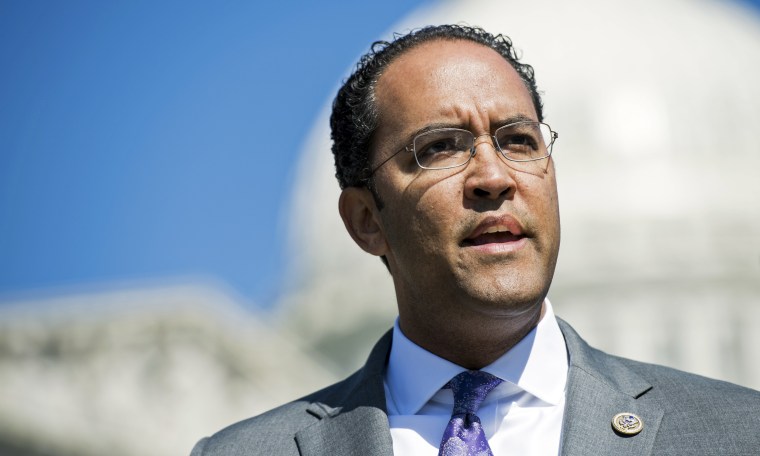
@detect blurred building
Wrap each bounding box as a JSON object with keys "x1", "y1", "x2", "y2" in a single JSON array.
[{"x1": 0, "y1": 285, "x2": 337, "y2": 456}]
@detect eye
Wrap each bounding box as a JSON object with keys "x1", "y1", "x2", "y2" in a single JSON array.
[
  {"x1": 413, "y1": 129, "x2": 472, "y2": 167},
  {"x1": 495, "y1": 123, "x2": 542, "y2": 154},
  {"x1": 417, "y1": 136, "x2": 460, "y2": 157},
  {"x1": 502, "y1": 133, "x2": 538, "y2": 149}
]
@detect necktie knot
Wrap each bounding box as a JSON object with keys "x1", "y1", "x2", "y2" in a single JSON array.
[
  {"x1": 446, "y1": 370, "x2": 503, "y2": 416},
  {"x1": 438, "y1": 370, "x2": 503, "y2": 456}
]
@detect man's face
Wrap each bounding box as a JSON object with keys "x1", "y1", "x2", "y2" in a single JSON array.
[{"x1": 350, "y1": 39, "x2": 560, "y2": 328}]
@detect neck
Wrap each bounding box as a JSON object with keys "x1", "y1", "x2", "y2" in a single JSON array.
[{"x1": 398, "y1": 299, "x2": 545, "y2": 369}]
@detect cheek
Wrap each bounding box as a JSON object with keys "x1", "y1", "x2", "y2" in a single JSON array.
[
  {"x1": 518, "y1": 159, "x2": 557, "y2": 197},
  {"x1": 514, "y1": 171, "x2": 559, "y2": 219},
  {"x1": 535, "y1": 180, "x2": 559, "y2": 216},
  {"x1": 413, "y1": 185, "x2": 464, "y2": 251},
  {"x1": 397, "y1": 180, "x2": 462, "y2": 249},
  {"x1": 525, "y1": 179, "x2": 561, "y2": 255},
  {"x1": 416, "y1": 177, "x2": 463, "y2": 215}
]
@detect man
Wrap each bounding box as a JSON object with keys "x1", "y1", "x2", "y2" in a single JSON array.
[{"x1": 191, "y1": 25, "x2": 760, "y2": 455}]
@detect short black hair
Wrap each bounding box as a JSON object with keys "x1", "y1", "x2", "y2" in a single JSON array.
[{"x1": 330, "y1": 24, "x2": 544, "y2": 191}]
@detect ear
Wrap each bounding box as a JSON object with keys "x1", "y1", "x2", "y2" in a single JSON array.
[{"x1": 338, "y1": 187, "x2": 388, "y2": 257}]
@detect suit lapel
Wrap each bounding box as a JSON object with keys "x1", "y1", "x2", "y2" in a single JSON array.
[
  {"x1": 558, "y1": 320, "x2": 663, "y2": 456},
  {"x1": 295, "y1": 331, "x2": 394, "y2": 456}
]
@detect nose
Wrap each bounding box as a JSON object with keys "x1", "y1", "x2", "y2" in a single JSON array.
[{"x1": 463, "y1": 136, "x2": 516, "y2": 201}]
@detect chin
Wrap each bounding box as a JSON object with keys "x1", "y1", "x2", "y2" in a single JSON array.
[{"x1": 460, "y1": 276, "x2": 548, "y2": 318}]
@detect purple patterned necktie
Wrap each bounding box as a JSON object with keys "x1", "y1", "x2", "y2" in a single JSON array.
[{"x1": 438, "y1": 370, "x2": 503, "y2": 456}]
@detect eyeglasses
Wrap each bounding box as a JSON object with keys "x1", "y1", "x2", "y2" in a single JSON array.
[{"x1": 370, "y1": 121, "x2": 558, "y2": 175}]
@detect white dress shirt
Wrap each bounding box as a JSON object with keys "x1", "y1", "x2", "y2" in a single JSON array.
[{"x1": 383, "y1": 299, "x2": 568, "y2": 456}]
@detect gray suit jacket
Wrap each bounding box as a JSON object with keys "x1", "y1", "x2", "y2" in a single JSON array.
[{"x1": 191, "y1": 319, "x2": 760, "y2": 455}]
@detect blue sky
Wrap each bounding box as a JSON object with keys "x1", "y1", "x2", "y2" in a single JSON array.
[{"x1": 0, "y1": 0, "x2": 429, "y2": 308}]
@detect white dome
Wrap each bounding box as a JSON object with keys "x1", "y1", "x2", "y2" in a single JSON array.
[{"x1": 282, "y1": 0, "x2": 760, "y2": 386}]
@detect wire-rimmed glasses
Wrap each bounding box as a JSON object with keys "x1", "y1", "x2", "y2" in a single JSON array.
[{"x1": 370, "y1": 121, "x2": 558, "y2": 175}]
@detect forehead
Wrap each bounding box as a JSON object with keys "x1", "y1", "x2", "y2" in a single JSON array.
[{"x1": 373, "y1": 39, "x2": 535, "y2": 141}]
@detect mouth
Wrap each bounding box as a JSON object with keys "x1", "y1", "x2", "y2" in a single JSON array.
[{"x1": 461, "y1": 216, "x2": 527, "y2": 248}]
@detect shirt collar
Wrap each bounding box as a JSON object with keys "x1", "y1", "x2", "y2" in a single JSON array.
[{"x1": 384, "y1": 299, "x2": 568, "y2": 415}]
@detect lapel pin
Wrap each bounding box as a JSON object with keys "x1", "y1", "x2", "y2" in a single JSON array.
[{"x1": 612, "y1": 412, "x2": 643, "y2": 436}]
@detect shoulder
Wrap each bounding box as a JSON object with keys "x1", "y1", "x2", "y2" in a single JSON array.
[
  {"x1": 615, "y1": 353, "x2": 760, "y2": 410},
  {"x1": 560, "y1": 317, "x2": 760, "y2": 406},
  {"x1": 559, "y1": 318, "x2": 760, "y2": 451},
  {"x1": 591, "y1": 345, "x2": 760, "y2": 450},
  {"x1": 189, "y1": 330, "x2": 394, "y2": 456},
  {"x1": 572, "y1": 322, "x2": 760, "y2": 413},
  {"x1": 190, "y1": 401, "x2": 310, "y2": 456},
  {"x1": 190, "y1": 375, "x2": 361, "y2": 456}
]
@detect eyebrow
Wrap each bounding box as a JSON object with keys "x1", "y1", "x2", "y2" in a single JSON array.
[
  {"x1": 492, "y1": 114, "x2": 536, "y2": 129},
  {"x1": 402, "y1": 122, "x2": 463, "y2": 144},
  {"x1": 400, "y1": 114, "x2": 538, "y2": 146}
]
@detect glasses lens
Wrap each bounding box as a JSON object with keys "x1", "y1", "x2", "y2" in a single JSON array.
[
  {"x1": 494, "y1": 122, "x2": 553, "y2": 161},
  {"x1": 413, "y1": 129, "x2": 474, "y2": 169}
]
